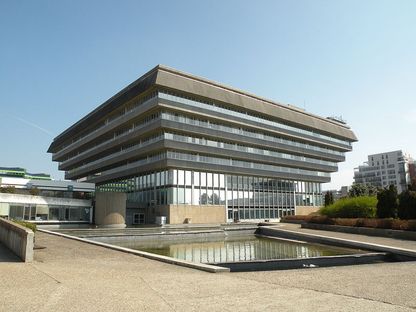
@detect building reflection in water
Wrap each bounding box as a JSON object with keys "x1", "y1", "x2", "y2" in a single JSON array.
[{"x1": 143, "y1": 237, "x2": 361, "y2": 264}]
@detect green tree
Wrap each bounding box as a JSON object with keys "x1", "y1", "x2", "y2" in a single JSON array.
[
  {"x1": 348, "y1": 183, "x2": 377, "y2": 197},
  {"x1": 408, "y1": 178, "x2": 416, "y2": 192},
  {"x1": 324, "y1": 191, "x2": 334, "y2": 206},
  {"x1": 376, "y1": 185, "x2": 398, "y2": 218},
  {"x1": 398, "y1": 190, "x2": 416, "y2": 219}
]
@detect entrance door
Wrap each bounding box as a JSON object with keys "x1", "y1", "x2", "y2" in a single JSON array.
[
  {"x1": 24, "y1": 205, "x2": 31, "y2": 220},
  {"x1": 133, "y1": 213, "x2": 145, "y2": 225},
  {"x1": 233, "y1": 210, "x2": 239, "y2": 222}
]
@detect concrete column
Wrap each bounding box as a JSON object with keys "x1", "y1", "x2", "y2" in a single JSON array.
[{"x1": 95, "y1": 192, "x2": 127, "y2": 228}]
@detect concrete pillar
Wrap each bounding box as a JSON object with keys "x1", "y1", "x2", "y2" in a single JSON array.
[{"x1": 95, "y1": 192, "x2": 127, "y2": 228}]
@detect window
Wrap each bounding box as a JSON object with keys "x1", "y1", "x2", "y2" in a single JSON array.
[
  {"x1": 185, "y1": 171, "x2": 192, "y2": 186},
  {"x1": 193, "y1": 171, "x2": 200, "y2": 186},
  {"x1": 133, "y1": 213, "x2": 145, "y2": 224},
  {"x1": 178, "y1": 170, "x2": 185, "y2": 186}
]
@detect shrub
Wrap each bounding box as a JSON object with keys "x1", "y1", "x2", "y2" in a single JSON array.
[
  {"x1": 308, "y1": 215, "x2": 335, "y2": 225},
  {"x1": 360, "y1": 218, "x2": 393, "y2": 229},
  {"x1": 408, "y1": 220, "x2": 416, "y2": 231},
  {"x1": 29, "y1": 187, "x2": 40, "y2": 196},
  {"x1": 332, "y1": 218, "x2": 393, "y2": 229},
  {"x1": 281, "y1": 215, "x2": 311, "y2": 222},
  {"x1": 319, "y1": 196, "x2": 377, "y2": 218},
  {"x1": 391, "y1": 219, "x2": 408, "y2": 230},
  {"x1": 398, "y1": 190, "x2": 416, "y2": 220},
  {"x1": 0, "y1": 186, "x2": 16, "y2": 194},
  {"x1": 391, "y1": 219, "x2": 416, "y2": 231},
  {"x1": 376, "y1": 185, "x2": 398, "y2": 218},
  {"x1": 12, "y1": 220, "x2": 37, "y2": 232},
  {"x1": 333, "y1": 218, "x2": 358, "y2": 227}
]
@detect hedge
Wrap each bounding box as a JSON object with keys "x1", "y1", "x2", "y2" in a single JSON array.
[{"x1": 319, "y1": 196, "x2": 377, "y2": 218}]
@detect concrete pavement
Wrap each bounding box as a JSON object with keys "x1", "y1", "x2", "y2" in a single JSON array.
[{"x1": 1, "y1": 226, "x2": 416, "y2": 311}]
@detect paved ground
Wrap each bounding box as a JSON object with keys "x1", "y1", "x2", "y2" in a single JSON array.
[{"x1": 1, "y1": 225, "x2": 416, "y2": 312}]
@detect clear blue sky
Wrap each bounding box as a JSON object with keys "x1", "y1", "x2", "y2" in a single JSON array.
[{"x1": 1, "y1": 0, "x2": 415, "y2": 190}]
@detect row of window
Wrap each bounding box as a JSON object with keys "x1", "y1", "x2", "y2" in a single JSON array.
[
  {"x1": 161, "y1": 111, "x2": 345, "y2": 156},
  {"x1": 59, "y1": 91, "x2": 158, "y2": 151},
  {"x1": 59, "y1": 88, "x2": 351, "y2": 168},
  {"x1": 62, "y1": 110, "x2": 160, "y2": 164},
  {"x1": 159, "y1": 91, "x2": 352, "y2": 147},
  {"x1": 1, "y1": 203, "x2": 91, "y2": 222},
  {"x1": 166, "y1": 151, "x2": 330, "y2": 178},
  {"x1": 228, "y1": 208, "x2": 295, "y2": 220},
  {"x1": 122, "y1": 185, "x2": 318, "y2": 210},
  {"x1": 69, "y1": 127, "x2": 339, "y2": 177},
  {"x1": 94, "y1": 148, "x2": 331, "y2": 182},
  {"x1": 68, "y1": 132, "x2": 163, "y2": 176},
  {"x1": 100, "y1": 170, "x2": 323, "y2": 211},
  {"x1": 62, "y1": 103, "x2": 347, "y2": 173},
  {"x1": 164, "y1": 132, "x2": 337, "y2": 167},
  {"x1": 101, "y1": 170, "x2": 321, "y2": 194}
]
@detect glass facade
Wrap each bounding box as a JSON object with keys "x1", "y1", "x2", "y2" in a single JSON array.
[
  {"x1": 4, "y1": 203, "x2": 91, "y2": 222},
  {"x1": 97, "y1": 169, "x2": 322, "y2": 221}
]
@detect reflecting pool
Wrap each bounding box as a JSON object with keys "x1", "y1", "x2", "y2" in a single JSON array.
[{"x1": 101, "y1": 235, "x2": 366, "y2": 264}]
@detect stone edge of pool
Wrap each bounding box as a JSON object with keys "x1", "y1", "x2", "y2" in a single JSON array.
[
  {"x1": 259, "y1": 226, "x2": 416, "y2": 259},
  {"x1": 38, "y1": 229, "x2": 230, "y2": 273},
  {"x1": 215, "y1": 252, "x2": 388, "y2": 272}
]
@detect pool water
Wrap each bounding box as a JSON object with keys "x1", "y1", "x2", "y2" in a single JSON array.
[{"x1": 107, "y1": 235, "x2": 366, "y2": 264}]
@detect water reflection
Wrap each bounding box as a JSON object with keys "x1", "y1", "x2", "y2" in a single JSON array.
[{"x1": 137, "y1": 236, "x2": 363, "y2": 264}]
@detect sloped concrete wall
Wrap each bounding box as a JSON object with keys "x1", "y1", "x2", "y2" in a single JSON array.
[
  {"x1": 0, "y1": 218, "x2": 34, "y2": 262},
  {"x1": 95, "y1": 192, "x2": 126, "y2": 228}
]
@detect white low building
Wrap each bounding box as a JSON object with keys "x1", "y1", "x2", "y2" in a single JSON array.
[{"x1": 0, "y1": 177, "x2": 95, "y2": 225}]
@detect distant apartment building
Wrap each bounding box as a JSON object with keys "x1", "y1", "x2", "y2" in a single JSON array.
[
  {"x1": 353, "y1": 150, "x2": 414, "y2": 193},
  {"x1": 0, "y1": 166, "x2": 94, "y2": 225},
  {"x1": 324, "y1": 185, "x2": 350, "y2": 202}
]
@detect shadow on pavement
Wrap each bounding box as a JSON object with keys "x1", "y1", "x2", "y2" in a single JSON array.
[{"x1": 0, "y1": 243, "x2": 21, "y2": 263}]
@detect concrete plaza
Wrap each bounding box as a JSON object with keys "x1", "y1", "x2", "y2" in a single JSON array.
[{"x1": 1, "y1": 224, "x2": 416, "y2": 312}]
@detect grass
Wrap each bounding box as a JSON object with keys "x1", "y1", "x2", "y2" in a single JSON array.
[{"x1": 12, "y1": 220, "x2": 37, "y2": 232}]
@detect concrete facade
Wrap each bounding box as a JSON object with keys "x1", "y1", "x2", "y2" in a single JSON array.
[
  {"x1": 295, "y1": 205, "x2": 320, "y2": 215},
  {"x1": 95, "y1": 192, "x2": 127, "y2": 228},
  {"x1": 167, "y1": 204, "x2": 226, "y2": 224}
]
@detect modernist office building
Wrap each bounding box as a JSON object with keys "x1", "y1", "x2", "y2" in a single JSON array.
[{"x1": 48, "y1": 65, "x2": 357, "y2": 225}]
